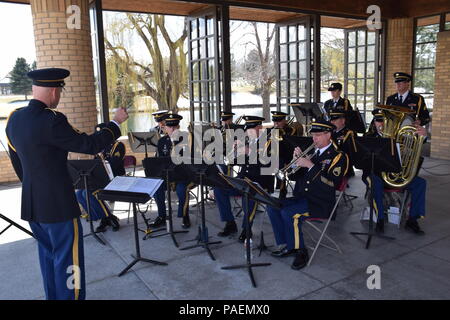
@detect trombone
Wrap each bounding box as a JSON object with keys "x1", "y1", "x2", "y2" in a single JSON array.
[{"x1": 275, "y1": 143, "x2": 315, "y2": 181}]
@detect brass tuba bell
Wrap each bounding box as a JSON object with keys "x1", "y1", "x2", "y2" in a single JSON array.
[{"x1": 376, "y1": 104, "x2": 426, "y2": 188}]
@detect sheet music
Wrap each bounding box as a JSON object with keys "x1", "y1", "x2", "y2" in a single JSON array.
[{"x1": 104, "y1": 176, "x2": 163, "y2": 197}]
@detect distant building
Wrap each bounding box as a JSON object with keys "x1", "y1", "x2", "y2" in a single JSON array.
[{"x1": 0, "y1": 80, "x2": 11, "y2": 95}]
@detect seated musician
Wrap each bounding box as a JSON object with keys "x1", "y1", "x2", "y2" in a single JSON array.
[
  {"x1": 151, "y1": 110, "x2": 169, "y2": 135},
  {"x1": 267, "y1": 120, "x2": 349, "y2": 270},
  {"x1": 214, "y1": 115, "x2": 274, "y2": 242},
  {"x1": 362, "y1": 109, "x2": 427, "y2": 234},
  {"x1": 386, "y1": 72, "x2": 430, "y2": 126},
  {"x1": 149, "y1": 113, "x2": 193, "y2": 229},
  {"x1": 330, "y1": 108, "x2": 357, "y2": 177},
  {"x1": 271, "y1": 111, "x2": 297, "y2": 199},
  {"x1": 75, "y1": 124, "x2": 125, "y2": 232}
]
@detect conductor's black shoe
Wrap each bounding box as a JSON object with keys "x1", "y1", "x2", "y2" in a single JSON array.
[
  {"x1": 149, "y1": 216, "x2": 166, "y2": 228},
  {"x1": 291, "y1": 248, "x2": 309, "y2": 270},
  {"x1": 217, "y1": 221, "x2": 238, "y2": 237},
  {"x1": 238, "y1": 229, "x2": 253, "y2": 243},
  {"x1": 375, "y1": 219, "x2": 384, "y2": 234},
  {"x1": 182, "y1": 215, "x2": 191, "y2": 229},
  {"x1": 271, "y1": 247, "x2": 297, "y2": 258},
  {"x1": 405, "y1": 218, "x2": 425, "y2": 235},
  {"x1": 95, "y1": 218, "x2": 109, "y2": 233},
  {"x1": 109, "y1": 215, "x2": 120, "y2": 232}
]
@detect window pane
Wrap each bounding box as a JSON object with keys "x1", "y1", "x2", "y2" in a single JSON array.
[
  {"x1": 357, "y1": 46, "x2": 365, "y2": 62},
  {"x1": 446, "y1": 13, "x2": 450, "y2": 30},
  {"x1": 367, "y1": 31, "x2": 376, "y2": 45},
  {"x1": 348, "y1": 63, "x2": 356, "y2": 78},
  {"x1": 280, "y1": 26, "x2": 288, "y2": 43},
  {"x1": 357, "y1": 94, "x2": 365, "y2": 108},
  {"x1": 289, "y1": 43, "x2": 297, "y2": 60},
  {"x1": 192, "y1": 62, "x2": 200, "y2": 81},
  {"x1": 281, "y1": 81, "x2": 288, "y2": 97},
  {"x1": 207, "y1": 59, "x2": 215, "y2": 79},
  {"x1": 348, "y1": 47, "x2": 356, "y2": 63},
  {"x1": 191, "y1": 40, "x2": 198, "y2": 60},
  {"x1": 207, "y1": 37, "x2": 215, "y2": 57},
  {"x1": 206, "y1": 17, "x2": 214, "y2": 36},
  {"x1": 366, "y1": 62, "x2": 375, "y2": 78},
  {"x1": 289, "y1": 62, "x2": 298, "y2": 79},
  {"x1": 415, "y1": 43, "x2": 436, "y2": 68},
  {"x1": 199, "y1": 18, "x2": 206, "y2": 38},
  {"x1": 299, "y1": 41, "x2": 306, "y2": 60},
  {"x1": 367, "y1": 45, "x2": 375, "y2": 61},
  {"x1": 416, "y1": 24, "x2": 439, "y2": 43},
  {"x1": 298, "y1": 80, "x2": 307, "y2": 97},
  {"x1": 413, "y1": 69, "x2": 435, "y2": 93},
  {"x1": 348, "y1": 80, "x2": 356, "y2": 94},
  {"x1": 366, "y1": 79, "x2": 375, "y2": 93},
  {"x1": 357, "y1": 63, "x2": 365, "y2": 78},
  {"x1": 289, "y1": 80, "x2": 298, "y2": 97},
  {"x1": 356, "y1": 79, "x2": 365, "y2": 93},
  {"x1": 190, "y1": 19, "x2": 198, "y2": 39},
  {"x1": 358, "y1": 30, "x2": 366, "y2": 46},
  {"x1": 280, "y1": 44, "x2": 287, "y2": 61},
  {"x1": 298, "y1": 25, "x2": 305, "y2": 40},
  {"x1": 289, "y1": 25, "x2": 297, "y2": 42},
  {"x1": 348, "y1": 31, "x2": 356, "y2": 47},
  {"x1": 299, "y1": 61, "x2": 306, "y2": 78},
  {"x1": 280, "y1": 62, "x2": 288, "y2": 79}
]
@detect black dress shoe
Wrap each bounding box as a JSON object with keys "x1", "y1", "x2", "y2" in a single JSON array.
[
  {"x1": 271, "y1": 247, "x2": 297, "y2": 258},
  {"x1": 95, "y1": 218, "x2": 109, "y2": 233},
  {"x1": 405, "y1": 218, "x2": 425, "y2": 235},
  {"x1": 109, "y1": 215, "x2": 120, "y2": 232},
  {"x1": 238, "y1": 229, "x2": 253, "y2": 243},
  {"x1": 291, "y1": 248, "x2": 309, "y2": 270},
  {"x1": 375, "y1": 218, "x2": 384, "y2": 234},
  {"x1": 217, "y1": 221, "x2": 238, "y2": 237},
  {"x1": 182, "y1": 215, "x2": 191, "y2": 229},
  {"x1": 149, "y1": 216, "x2": 166, "y2": 228}
]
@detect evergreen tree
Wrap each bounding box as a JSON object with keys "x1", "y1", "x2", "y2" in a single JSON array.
[{"x1": 9, "y1": 57, "x2": 33, "y2": 100}]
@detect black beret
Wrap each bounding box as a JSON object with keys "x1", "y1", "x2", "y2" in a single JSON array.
[{"x1": 27, "y1": 68, "x2": 70, "y2": 88}]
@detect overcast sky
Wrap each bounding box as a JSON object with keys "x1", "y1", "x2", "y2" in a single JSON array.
[{"x1": 0, "y1": 3, "x2": 36, "y2": 82}]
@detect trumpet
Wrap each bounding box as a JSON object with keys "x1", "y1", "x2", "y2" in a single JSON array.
[{"x1": 275, "y1": 143, "x2": 315, "y2": 181}]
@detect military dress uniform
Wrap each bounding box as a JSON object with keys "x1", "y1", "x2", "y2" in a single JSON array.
[
  {"x1": 269, "y1": 111, "x2": 298, "y2": 199},
  {"x1": 324, "y1": 83, "x2": 353, "y2": 114},
  {"x1": 362, "y1": 109, "x2": 427, "y2": 234},
  {"x1": 151, "y1": 114, "x2": 193, "y2": 229},
  {"x1": 267, "y1": 120, "x2": 349, "y2": 270},
  {"x1": 385, "y1": 72, "x2": 430, "y2": 126},
  {"x1": 5, "y1": 68, "x2": 122, "y2": 300},
  {"x1": 214, "y1": 116, "x2": 274, "y2": 241},
  {"x1": 330, "y1": 109, "x2": 357, "y2": 177},
  {"x1": 75, "y1": 124, "x2": 125, "y2": 232},
  {"x1": 218, "y1": 111, "x2": 237, "y2": 176},
  {"x1": 151, "y1": 109, "x2": 169, "y2": 135}
]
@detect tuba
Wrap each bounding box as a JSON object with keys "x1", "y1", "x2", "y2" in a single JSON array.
[{"x1": 376, "y1": 104, "x2": 425, "y2": 188}]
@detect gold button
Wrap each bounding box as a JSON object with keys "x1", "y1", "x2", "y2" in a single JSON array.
[
  {"x1": 305, "y1": 188, "x2": 309, "y2": 191},
  {"x1": 307, "y1": 181, "x2": 310, "y2": 184}
]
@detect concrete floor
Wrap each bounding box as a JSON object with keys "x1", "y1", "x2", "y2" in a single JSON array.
[{"x1": 0, "y1": 157, "x2": 449, "y2": 300}]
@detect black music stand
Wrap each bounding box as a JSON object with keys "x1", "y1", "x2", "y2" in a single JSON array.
[
  {"x1": 347, "y1": 107, "x2": 367, "y2": 134},
  {"x1": 179, "y1": 164, "x2": 228, "y2": 260},
  {"x1": 291, "y1": 103, "x2": 324, "y2": 130},
  {"x1": 350, "y1": 137, "x2": 401, "y2": 249},
  {"x1": 68, "y1": 159, "x2": 110, "y2": 245},
  {"x1": 97, "y1": 189, "x2": 168, "y2": 276},
  {"x1": 128, "y1": 131, "x2": 159, "y2": 158},
  {"x1": 143, "y1": 157, "x2": 189, "y2": 248},
  {"x1": 220, "y1": 174, "x2": 281, "y2": 288}
]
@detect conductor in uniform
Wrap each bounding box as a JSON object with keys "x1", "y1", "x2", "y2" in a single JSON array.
[{"x1": 5, "y1": 68, "x2": 128, "y2": 300}]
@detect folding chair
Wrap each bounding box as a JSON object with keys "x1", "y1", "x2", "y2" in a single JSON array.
[{"x1": 305, "y1": 177, "x2": 347, "y2": 266}]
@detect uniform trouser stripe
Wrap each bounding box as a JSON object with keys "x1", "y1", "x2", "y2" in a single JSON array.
[
  {"x1": 93, "y1": 190, "x2": 109, "y2": 217},
  {"x1": 72, "y1": 218, "x2": 80, "y2": 300},
  {"x1": 293, "y1": 213, "x2": 309, "y2": 249}
]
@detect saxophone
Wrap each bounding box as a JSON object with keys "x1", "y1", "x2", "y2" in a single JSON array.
[{"x1": 377, "y1": 104, "x2": 425, "y2": 188}]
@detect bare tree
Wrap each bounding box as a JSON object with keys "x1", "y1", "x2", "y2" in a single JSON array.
[{"x1": 105, "y1": 14, "x2": 188, "y2": 112}]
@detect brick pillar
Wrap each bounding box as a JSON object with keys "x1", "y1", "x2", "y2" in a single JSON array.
[
  {"x1": 30, "y1": 0, "x2": 97, "y2": 136},
  {"x1": 384, "y1": 18, "x2": 414, "y2": 99},
  {"x1": 431, "y1": 31, "x2": 450, "y2": 160}
]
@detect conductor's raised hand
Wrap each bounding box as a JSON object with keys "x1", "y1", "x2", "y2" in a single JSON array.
[{"x1": 113, "y1": 107, "x2": 129, "y2": 124}]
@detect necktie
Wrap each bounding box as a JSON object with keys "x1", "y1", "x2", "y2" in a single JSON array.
[{"x1": 399, "y1": 95, "x2": 403, "y2": 103}]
